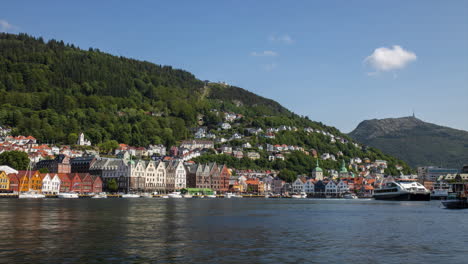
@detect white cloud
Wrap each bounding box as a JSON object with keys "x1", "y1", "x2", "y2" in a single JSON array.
[
  {"x1": 250, "y1": 50, "x2": 278, "y2": 57},
  {"x1": 365, "y1": 45, "x2": 417, "y2": 72},
  {"x1": 269, "y1": 34, "x2": 294, "y2": 44},
  {"x1": 0, "y1": 19, "x2": 16, "y2": 31}
]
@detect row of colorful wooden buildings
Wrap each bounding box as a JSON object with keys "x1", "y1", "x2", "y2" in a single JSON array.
[{"x1": 0, "y1": 171, "x2": 102, "y2": 194}]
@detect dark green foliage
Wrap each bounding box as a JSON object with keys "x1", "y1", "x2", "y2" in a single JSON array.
[
  {"x1": 38, "y1": 168, "x2": 49, "y2": 173},
  {"x1": 0, "y1": 151, "x2": 30, "y2": 170},
  {"x1": 106, "y1": 178, "x2": 118, "y2": 192}
]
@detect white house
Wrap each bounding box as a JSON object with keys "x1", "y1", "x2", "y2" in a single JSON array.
[
  {"x1": 292, "y1": 177, "x2": 306, "y2": 193},
  {"x1": 304, "y1": 179, "x2": 315, "y2": 194},
  {"x1": 221, "y1": 123, "x2": 231, "y2": 130},
  {"x1": 41, "y1": 173, "x2": 61, "y2": 194},
  {"x1": 337, "y1": 180, "x2": 350, "y2": 194},
  {"x1": 325, "y1": 181, "x2": 338, "y2": 196}
]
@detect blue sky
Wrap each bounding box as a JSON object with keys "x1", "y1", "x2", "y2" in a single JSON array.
[{"x1": 2, "y1": 0, "x2": 467, "y2": 132}]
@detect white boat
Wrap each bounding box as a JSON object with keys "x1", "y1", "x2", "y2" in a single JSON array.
[
  {"x1": 161, "y1": 195, "x2": 169, "y2": 199},
  {"x1": 373, "y1": 180, "x2": 430, "y2": 201},
  {"x1": 182, "y1": 194, "x2": 193, "y2": 198},
  {"x1": 140, "y1": 193, "x2": 153, "y2": 198},
  {"x1": 224, "y1": 193, "x2": 234, "y2": 198},
  {"x1": 122, "y1": 194, "x2": 141, "y2": 198},
  {"x1": 292, "y1": 192, "x2": 307, "y2": 199},
  {"x1": 343, "y1": 193, "x2": 358, "y2": 199},
  {"x1": 168, "y1": 192, "x2": 183, "y2": 198},
  {"x1": 233, "y1": 194, "x2": 243, "y2": 198},
  {"x1": 19, "y1": 191, "x2": 46, "y2": 199},
  {"x1": 206, "y1": 194, "x2": 216, "y2": 198},
  {"x1": 58, "y1": 192, "x2": 79, "y2": 199},
  {"x1": 91, "y1": 193, "x2": 107, "y2": 199}
]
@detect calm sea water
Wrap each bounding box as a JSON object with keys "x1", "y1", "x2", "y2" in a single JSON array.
[{"x1": 0, "y1": 198, "x2": 467, "y2": 264}]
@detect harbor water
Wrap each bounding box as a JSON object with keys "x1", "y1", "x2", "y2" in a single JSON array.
[{"x1": 0, "y1": 198, "x2": 467, "y2": 263}]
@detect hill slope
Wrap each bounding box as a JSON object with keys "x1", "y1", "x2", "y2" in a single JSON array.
[
  {"x1": 349, "y1": 116, "x2": 468, "y2": 168},
  {"x1": 0, "y1": 33, "x2": 412, "y2": 176}
]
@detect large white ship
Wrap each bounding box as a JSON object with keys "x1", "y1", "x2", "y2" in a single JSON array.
[{"x1": 373, "y1": 180, "x2": 430, "y2": 201}]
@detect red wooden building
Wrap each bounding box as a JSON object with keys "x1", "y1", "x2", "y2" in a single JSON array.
[
  {"x1": 69, "y1": 173, "x2": 82, "y2": 193},
  {"x1": 91, "y1": 176, "x2": 103, "y2": 193},
  {"x1": 79, "y1": 173, "x2": 93, "y2": 193},
  {"x1": 57, "y1": 173, "x2": 71, "y2": 192},
  {"x1": 7, "y1": 174, "x2": 19, "y2": 192}
]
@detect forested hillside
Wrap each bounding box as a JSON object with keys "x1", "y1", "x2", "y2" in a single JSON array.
[{"x1": 0, "y1": 33, "x2": 412, "y2": 175}]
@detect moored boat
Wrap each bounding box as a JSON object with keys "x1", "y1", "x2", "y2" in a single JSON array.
[
  {"x1": 343, "y1": 192, "x2": 358, "y2": 199},
  {"x1": 168, "y1": 192, "x2": 183, "y2": 198},
  {"x1": 91, "y1": 192, "x2": 107, "y2": 199},
  {"x1": 441, "y1": 193, "x2": 468, "y2": 209},
  {"x1": 122, "y1": 193, "x2": 140, "y2": 198},
  {"x1": 182, "y1": 194, "x2": 193, "y2": 198},
  {"x1": 58, "y1": 192, "x2": 79, "y2": 199},
  {"x1": 292, "y1": 192, "x2": 307, "y2": 199},
  {"x1": 19, "y1": 191, "x2": 46, "y2": 199},
  {"x1": 206, "y1": 194, "x2": 216, "y2": 198},
  {"x1": 373, "y1": 180, "x2": 430, "y2": 201}
]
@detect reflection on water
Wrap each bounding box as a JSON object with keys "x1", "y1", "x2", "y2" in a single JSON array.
[{"x1": 0, "y1": 199, "x2": 467, "y2": 263}]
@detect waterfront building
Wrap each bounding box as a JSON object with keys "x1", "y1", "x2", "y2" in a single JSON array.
[
  {"x1": 174, "y1": 161, "x2": 187, "y2": 190},
  {"x1": 186, "y1": 163, "x2": 205, "y2": 189},
  {"x1": 129, "y1": 160, "x2": 146, "y2": 192},
  {"x1": 417, "y1": 166, "x2": 458, "y2": 182},
  {"x1": 40, "y1": 173, "x2": 61, "y2": 194},
  {"x1": 69, "y1": 173, "x2": 82, "y2": 193},
  {"x1": 246, "y1": 178, "x2": 260, "y2": 193},
  {"x1": 57, "y1": 174, "x2": 71, "y2": 193},
  {"x1": 153, "y1": 161, "x2": 166, "y2": 193},
  {"x1": 325, "y1": 180, "x2": 338, "y2": 196},
  {"x1": 89, "y1": 158, "x2": 129, "y2": 192},
  {"x1": 0, "y1": 171, "x2": 10, "y2": 192},
  {"x1": 337, "y1": 180, "x2": 350, "y2": 194},
  {"x1": 312, "y1": 160, "x2": 323, "y2": 181},
  {"x1": 91, "y1": 176, "x2": 103, "y2": 193},
  {"x1": 208, "y1": 163, "x2": 220, "y2": 192},
  {"x1": 17, "y1": 170, "x2": 42, "y2": 192},
  {"x1": 219, "y1": 164, "x2": 231, "y2": 193},
  {"x1": 34, "y1": 154, "x2": 71, "y2": 174},
  {"x1": 273, "y1": 177, "x2": 284, "y2": 194},
  {"x1": 144, "y1": 161, "x2": 158, "y2": 191},
  {"x1": 292, "y1": 177, "x2": 306, "y2": 193},
  {"x1": 304, "y1": 179, "x2": 315, "y2": 194},
  {"x1": 7, "y1": 173, "x2": 19, "y2": 192}
]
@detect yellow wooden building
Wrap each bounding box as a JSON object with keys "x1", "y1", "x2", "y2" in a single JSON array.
[
  {"x1": 0, "y1": 171, "x2": 10, "y2": 191},
  {"x1": 17, "y1": 170, "x2": 42, "y2": 192}
]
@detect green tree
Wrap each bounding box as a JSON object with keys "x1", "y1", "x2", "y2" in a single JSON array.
[
  {"x1": 98, "y1": 140, "x2": 119, "y2": 154},
  {"x1": 107, "y1": 178, "x2": 118, "y2": 192},
  {"x1": 278, "y1": 169, "x2": 297, "y2": 183},
  {"x1": 0, "y1": 151, "x2": 30, "y2": 170}
]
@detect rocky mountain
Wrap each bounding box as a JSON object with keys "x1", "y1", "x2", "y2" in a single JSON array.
[{"x1": 349, "y1": 116, "x2": 468, "y2": 168}]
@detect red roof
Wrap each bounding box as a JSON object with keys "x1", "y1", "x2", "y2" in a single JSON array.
[{"x1": 246, "y1": 179, "x2": 260, "y2": 185}]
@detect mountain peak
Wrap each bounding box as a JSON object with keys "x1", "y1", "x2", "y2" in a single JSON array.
[{"x1": 349, "y1": 117, "x2": 468, "y2": 168}]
